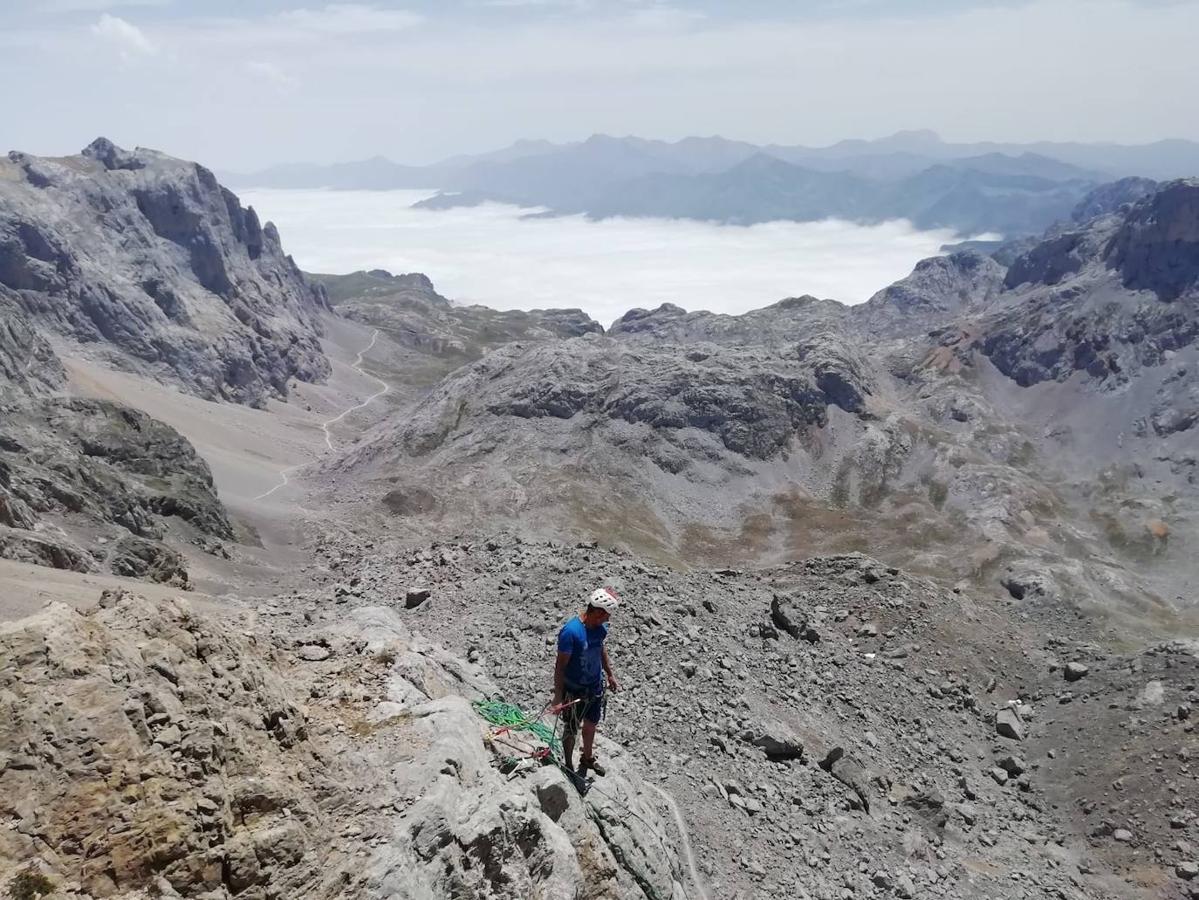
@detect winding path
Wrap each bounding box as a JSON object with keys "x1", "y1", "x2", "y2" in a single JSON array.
[
  {"x1": 252, "y1": 329, "x2": 389, "y2": 502},
  {"x1": 319, "y1": 329, "x2": 391, "y2": 451}
]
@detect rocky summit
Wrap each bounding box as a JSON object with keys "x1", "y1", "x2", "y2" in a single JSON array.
[
  {"x1": 1, "y1": 139, "x2": 330, "y2": 407},
  {"x1": 1, "y1": 142, "x2": 1198, "y2": 900}
]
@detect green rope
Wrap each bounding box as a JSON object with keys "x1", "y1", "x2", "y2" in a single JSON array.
[{"x1": 473, "y1": 699, "x2": 562, "y2": 760}]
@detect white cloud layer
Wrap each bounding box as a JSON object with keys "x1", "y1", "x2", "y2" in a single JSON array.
[
  {"x1": 240, "y1": 188, "x2": 961, "y2": 326},
  {"x1": 91, "y1": 12, "x2": 156, "y2": 56}
]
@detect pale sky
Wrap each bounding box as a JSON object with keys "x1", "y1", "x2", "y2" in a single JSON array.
[{"x1": 3, "y1": 0, "x2": 1198, "y2": 170}]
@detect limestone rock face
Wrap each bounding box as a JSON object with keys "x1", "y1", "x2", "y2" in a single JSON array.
[
  {"x1": 0, "y1": 593, "x2": 322, "y2": 899},
  {"x1": 980, "y1": 184, "x2": 1199, "y2": 388},
  {"x1": 0, "y1": 139, "x2": 335, "y2": 582},
  {"x1": 0, "y1": 396, "x2": 231, "y2": 583},
  {"x1": 0, "y1": 295, "x2": 63, "y2": 397},
  {"x1": 0, "y1": 596, "x2": 688, "y2": 900},
  {"x1": 1069, "y1": 176, "x2": 1158, "y2": 224},
  {"x1": 853, "y1": 251, "x2": 1007, "y2": 337},
  {"x1": 1105, "y1": 178, "x2": 1199, "y2": 301},
  {"x1": 0, "y1": 138, "x2": 331, "y2": 406}
]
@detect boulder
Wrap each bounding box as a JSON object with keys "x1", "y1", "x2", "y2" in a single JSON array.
[
  {"x1": 109, "y1": 535, "x2": 189, "y2": 586},
  {"x1": 405, "y1": 588, "x2": 432, "y2": 609},
  {"x1": 819, "y1": 747, "x2": 872, "y2": 812},
  {"x1": 1064, "y1": 662, "x2": 1089, "y2": 682},
  {"x1": 996, "y1": 707, "x2": 1026, "y2": 741},
  {"x1": 770, "y1": 595, "x2": 819, "y2": 643},
  {"x1": 996, "y1": 754, "x2": 1026, "y2": 776},
  {"x1": 901, "y1": 787, "x2": 948, "y2": 832},
  {"x1": 750, "y1": 724, "x2": 804, "y2": 761}
]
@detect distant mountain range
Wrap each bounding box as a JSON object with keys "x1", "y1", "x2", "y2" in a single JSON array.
[{"x1": 226, "y1": 130, "x2": 1199, "y2": 237}]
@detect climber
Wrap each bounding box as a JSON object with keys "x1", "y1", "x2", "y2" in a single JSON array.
[{"x1": 554, "y1": 586, "x2": 621, "y2": 777}]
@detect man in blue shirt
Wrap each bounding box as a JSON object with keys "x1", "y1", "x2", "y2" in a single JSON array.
[{"x1": 554, "y1": 586, "x2": 621, "y2": 776}]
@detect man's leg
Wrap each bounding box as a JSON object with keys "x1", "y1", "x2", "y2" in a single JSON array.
[
  {"x1": 578, "y1": 694, "x2": 606, "y2": 776},
  {"x1": 581, "y1": 720, "x2": 597, "y2": 761},
  {"x1": 561, "y1": 697, "x2": 579, "y2": 770},
  {"x1": 562, "y1": 731, "x2": 576, "y2": 770}
]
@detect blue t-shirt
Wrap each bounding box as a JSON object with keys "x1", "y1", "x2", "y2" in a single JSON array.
[{"x1": 557, "y1": 616, "x2": 608, "y2": 690}]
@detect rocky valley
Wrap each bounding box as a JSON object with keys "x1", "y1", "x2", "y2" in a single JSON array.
[{"x1": 0, "y1": 140, "x2": 1197, "y2": 900}]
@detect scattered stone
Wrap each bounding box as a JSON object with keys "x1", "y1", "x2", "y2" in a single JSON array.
[
  {"x1": 819, "y1": 747, "x2": 872, "y2": 813},
  {"x1": 902, "y1": 787, "x2": 948, "y2": 831},
  {"x1": 996, "y1": 707, "x2": 1026, "y2": 741},
  {"x1": 154, "y1": 724, "x2": 182, "y2": 746},
  {"x1": 997, "y1": 755, "x2": 1026, "y2": 776},
  {"x1": 750, "y1": 728, "x2": 804, "y2": 762},
  {"x1": 405, "y1": 589, "x2": 432, "y2": 609},
  {"x1": 1064, "y1": 662, "x2": 1090, "y2": 682}
]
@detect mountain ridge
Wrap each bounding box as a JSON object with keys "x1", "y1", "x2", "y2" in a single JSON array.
[{"x1": 229, "y1": 131, "x2": 1199, "y2": 237}]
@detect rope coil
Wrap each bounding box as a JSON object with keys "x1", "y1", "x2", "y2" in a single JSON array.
[{"x1": 473, "y1": 698, "x2": 580, "y2": 764}]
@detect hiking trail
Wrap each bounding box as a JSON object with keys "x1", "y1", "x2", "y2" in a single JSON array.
[{"x1": 253, "y1": 329, "x2": 388, "y2": 502}]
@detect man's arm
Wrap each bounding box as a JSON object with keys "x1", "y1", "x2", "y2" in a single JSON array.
[
  {"x1": 601, "y1": 646, "x2": 619, "y2": 691},
  {"x1": 554, "y1": 651, "x2": 570, "y2": 704}
]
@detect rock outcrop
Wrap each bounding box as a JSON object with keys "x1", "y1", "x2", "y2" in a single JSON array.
[
  {"x1": 313, "y1": 269, "x2": 601, "y2": 390},
  {"x1": 1105, "y1": 178, "x2": 1199, "y2": 301},
  {"x1": 0, "y1": 396, "x2": 232, "y2": 584},
  {"x1": 0, "y1": 138, "x2": 331, "y2": 407},
  {"x1": 0, "y1": 592, "x2": 323, "y2": 899},
  {"x1": 853, "y1": 250, "x2": 1007, "y2": 337},
  {"x1": 0, "y1": 592, "x2": 689, "y2": 900},
  {"x1": 1069, "y1": 176, "x2": 1158, "y2": 224},
  {"x1": 983, "y1": 181, "x2": 1199, "y2": 386},
  {"x1": 0, "y1": 291, "x2": 231, "y2": 584}
]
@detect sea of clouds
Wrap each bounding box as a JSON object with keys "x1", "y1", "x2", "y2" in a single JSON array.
[{"x1": 242, "y1": 188, "x2": 966, "y2": 327}]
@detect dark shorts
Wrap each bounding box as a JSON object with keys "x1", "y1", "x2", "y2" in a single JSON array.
[{"x1": 562, "y1": 684, "x2": 604, "y2": 732}]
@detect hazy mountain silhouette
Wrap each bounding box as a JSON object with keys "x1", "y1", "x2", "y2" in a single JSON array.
[{"x1": 228, "y1": 131, "x2": 1199, "y2": 236}]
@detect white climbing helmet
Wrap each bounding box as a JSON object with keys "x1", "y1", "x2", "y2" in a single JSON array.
[{"x1": 588, "y1": 586, "x2": 621, "y2": 613}]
